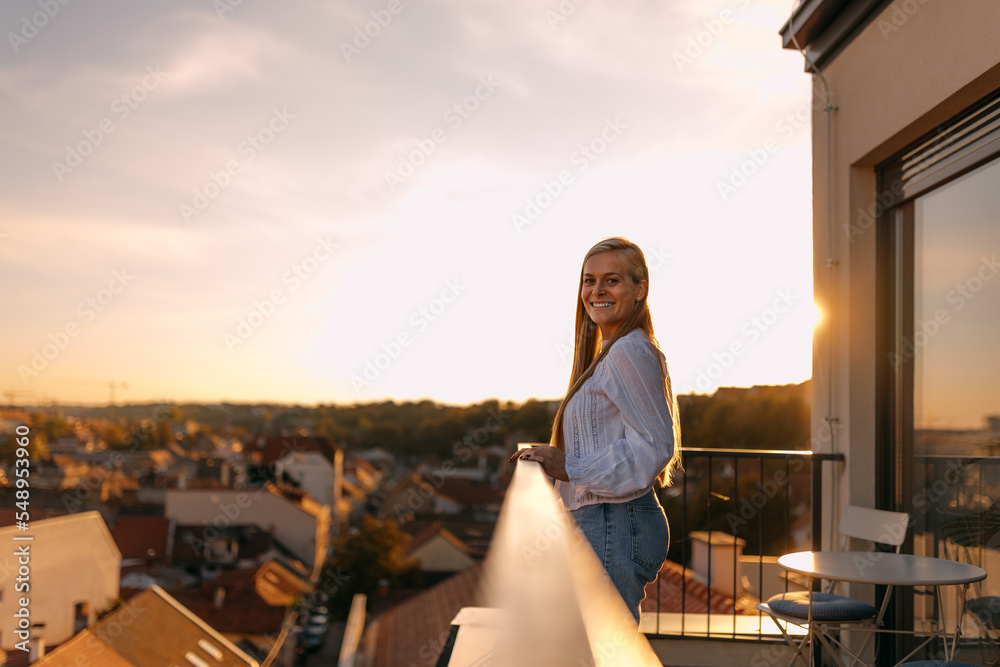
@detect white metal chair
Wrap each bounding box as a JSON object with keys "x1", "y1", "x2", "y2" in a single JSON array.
[{"x1": 756, "y1": 505, "x2": 911, "y2": 667}]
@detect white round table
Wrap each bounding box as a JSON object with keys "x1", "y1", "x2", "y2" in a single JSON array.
[
  {"x1": 776, "y1": 551, "x2": 987, "y2": 665},
  {"x1": 778, "y1": 551, "x2": 986, "y2": 587}
]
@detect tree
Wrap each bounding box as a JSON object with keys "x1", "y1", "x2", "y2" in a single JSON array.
[
  {"x1": 322, "y1": 516, "x2": 420, "y2": 618},
  {"x1": 0, "y1": 431, "x2": 49, "y2": 466}
]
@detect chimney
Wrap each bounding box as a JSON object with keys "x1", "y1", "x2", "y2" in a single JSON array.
[
  {"x1": 214, "y1": 586, "x2": 226, "y2": 610},
  {"x1": 689, "y1": 531, "x2": 746, "y2": 598},
  {"x1": 27, "y1": 637, "x2": 44, "y2": 664}
]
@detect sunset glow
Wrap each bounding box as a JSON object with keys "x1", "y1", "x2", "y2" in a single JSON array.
[{"x1": 0, "y1": 0, "x2": 814, "y2": 407}]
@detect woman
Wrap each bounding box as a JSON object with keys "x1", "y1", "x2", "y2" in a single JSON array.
[{"x1": 510, "y1": 236, "x2": 681, "y2": 623}]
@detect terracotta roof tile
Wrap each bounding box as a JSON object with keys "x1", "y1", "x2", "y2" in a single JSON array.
[
  {"x1": 435, "y1": 478, "x2": 505, "y2": 509},
  {"x1": 164, "y1": 564, "x2": 299, "y2": 634},
  {"x1": 109, "y1": 516, "x2": 171, "y2": 560},
  {"x1": 405, "y1": 521, "x2": 445, "y2": 553},
  {"x1": 641, "y1": 560, "x2": 758, "y2": 615},
  {"x1": 250, "y1": 435, "x2": 339, "y2": 466},
  {"x1": 34, "y1": 631, "x2": 132, "y2": 667},
  {"x1": 92, "y1": 586, "x2": 259, "y2": 666},
  {"x1": 172, "y1": 586, "x2": 286, "y2": 636},
  {"x1": 369, "y1": 563, "x2": 483, "y2": 667}
]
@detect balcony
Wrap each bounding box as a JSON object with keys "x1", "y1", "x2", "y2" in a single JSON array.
[{"x1": 429, "y1": 446, "x2": 998, "y2": 666}]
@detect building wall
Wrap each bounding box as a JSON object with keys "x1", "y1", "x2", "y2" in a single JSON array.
[
  {"x1": 809, "y1": 1, "x2": 1000, "y2": 547},
  {"x1": 410, "y1": 536, "x2": 476, "y2": 573},
  {"x1": 0, "y1": 512, "x2": 120, "y2": 650},
  {"x1": 165, "y1": 488, "x2": 328, "y2": 571},
  {"x1": 276, "y1": 451, "x2": 338, "y2": 508}
]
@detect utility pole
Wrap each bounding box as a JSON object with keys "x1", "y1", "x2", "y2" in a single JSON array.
[
  {"x1": 52, "y1": 379, "x2": 129, "y2": 418},
  {"x1": 2, "y1": 390, "x2": 33, "y2": 407}
]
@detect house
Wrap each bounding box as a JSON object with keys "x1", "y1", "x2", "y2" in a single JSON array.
[
  {"x1": 381, "y1": 471, "x2": 505, "y2": 523},
  {"x1": 170, "y1": 567, "x2": 289, "y2": 656},
  {"x1": 0, "y1": 512, "x2": 120, "y2": 652},
  {"x1": 405, "y1": 522, "x2": 483, "y2": 585},
  {"x1": 0, "y1": 409, "x2": 29, "y2": 436},
  {"x1": 246, "y1": 435, "x2": 341, "y2": 497},
  {"x1": 170, "y1": 523, "x2": 276, "y2": 568},
  {"x1": 781, "y1": 1, "x2": 1000, "y2": 663},
  {"x1": 165, "y1": 483, "x2": 330, "y2": 577},
  {"x1": 253, "y1": 559, "x2": 311, "y2": 607},
  {"x1": 33, "y1": 585, "x2": 260, "y2": 666},
  {"x1": 347, "y1": 457, "x2": 385, "y2": 493}
]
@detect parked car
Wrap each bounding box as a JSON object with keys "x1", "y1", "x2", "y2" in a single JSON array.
[
  {"x1": 301, "y1": 630, "x2": 323, "y2": 651},
  {"x1": 304, "y1": 615, "x2": 328, "y2": 636}
]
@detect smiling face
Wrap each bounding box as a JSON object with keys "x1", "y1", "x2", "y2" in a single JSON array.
[{"x1": 581, "y1": 251, "x2": 647, "y2": 341}]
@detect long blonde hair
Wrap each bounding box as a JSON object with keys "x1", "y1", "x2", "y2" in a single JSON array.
[{"x1": 550, "y1": 237, "x2": 682, "y2": 486}]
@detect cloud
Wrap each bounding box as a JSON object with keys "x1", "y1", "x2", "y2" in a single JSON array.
[{"x1": 0, "y1": 0, "x2": 815, "y2": 405}]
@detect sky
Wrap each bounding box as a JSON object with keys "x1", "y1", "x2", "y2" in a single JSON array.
[{"x1": 0, "y1": 0, "x2": 817, "y2": 408}]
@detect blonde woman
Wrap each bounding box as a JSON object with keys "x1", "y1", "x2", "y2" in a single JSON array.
[{"x1": 511, "y1": 237, "x2": 680, "y2": 622}]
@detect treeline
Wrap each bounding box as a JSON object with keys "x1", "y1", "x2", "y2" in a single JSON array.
[
  {"x1": 678, "y1": 381, "x2": 811, "y2": 450},
  {"x1": 18, "y1": 381, "x2": 810, "y2": 461}
]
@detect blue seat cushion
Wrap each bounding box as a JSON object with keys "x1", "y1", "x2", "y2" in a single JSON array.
[
  {"x1": 765, "y1": 591, "x2": 876, "y2": 622},
  {"x1": 966, "y1": 595, "x2": 1000, "y2": 629}
]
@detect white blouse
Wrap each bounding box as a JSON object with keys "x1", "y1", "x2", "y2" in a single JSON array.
[{"x1": 556, "y1": 329, "x2": 675, "y2": 511}]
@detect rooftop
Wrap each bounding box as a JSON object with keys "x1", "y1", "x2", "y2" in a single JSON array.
[{"x1": 35, "y1": 586, "x2": 260, "y2": 667}]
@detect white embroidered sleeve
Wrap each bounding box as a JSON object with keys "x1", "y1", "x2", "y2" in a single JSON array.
[{"x1": 565, "y1": 336, "x2": 674, "y2": 499}]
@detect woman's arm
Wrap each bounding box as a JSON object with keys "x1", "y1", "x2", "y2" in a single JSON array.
[{"x1": 564, "y1": 334, "x2": 674, "y2": 499}]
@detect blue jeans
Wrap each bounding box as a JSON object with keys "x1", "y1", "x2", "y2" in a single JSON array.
[{"x1": 571, "y1": 489, "x2": 670, "y2": 623}]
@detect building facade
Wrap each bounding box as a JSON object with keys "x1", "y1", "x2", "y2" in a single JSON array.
[
  {"x1": 0, "y1": 512, "x2": 120, "y2": 652},
  {"x1": 783, "y1": 1, "x2": 1000, "y2": 662}
]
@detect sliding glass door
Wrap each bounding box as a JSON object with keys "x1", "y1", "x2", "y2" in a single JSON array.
[{"x1": 880, "y1": 95, "x2": 1000, "y2": 661}]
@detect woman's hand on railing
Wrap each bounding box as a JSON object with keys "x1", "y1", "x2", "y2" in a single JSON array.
[{"x1": 509, "y1": 445, "x2": 569, "y2": 482}]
